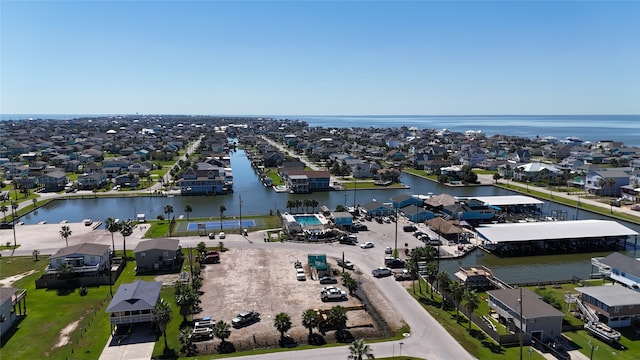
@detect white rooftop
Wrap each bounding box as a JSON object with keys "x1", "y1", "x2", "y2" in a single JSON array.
[
  {"x1": 576, "y1": 284, "x2": 640, "y2": 307},
  {"x1": 467, "y1": 195, "x2": 544, "y2": 206},
  {"x1": 477, "y1": 219, "x2": 638, "y2": 244}
]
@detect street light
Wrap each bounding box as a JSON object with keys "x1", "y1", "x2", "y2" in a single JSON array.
[
  {"x1": 587, "y1": 341, "x2": 598, "y2": 360},
  {"x1": 518, "y1": 287, "x2": 524, "y2": 360},
  {"x1": 399, "y1": 341, "x2": 404, "y2": 357},
  {"x1": 393, "y1": 198, "x2": 398, "y2": 255}
]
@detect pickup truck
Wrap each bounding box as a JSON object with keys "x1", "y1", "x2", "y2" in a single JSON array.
[
  {"x1": 394, "y1": 269, "x2": 416, "y2": 281},
  {"x1": 336, "y1": 258, "x2": 354, "y2": 270}
]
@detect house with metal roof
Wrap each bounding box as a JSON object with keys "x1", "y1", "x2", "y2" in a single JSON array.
[
  {"x1": 46, "y1": 243, "x2": 111, "y2": 276},
  {"x1": 599, "y1": 252, "x2": 640, "y2": 290},
  {"x1": 106, "y1": 280, "x2": 162, "y2": 326},
  {"x1": 133, "y1": 238, "x2": 182, "y2": 274},
  {"x1": 576, "y1": 284, "x2": 640, "y2": 327},
  {"x1": 488, "y1": 288, "x2": 564, "y2": 343}
]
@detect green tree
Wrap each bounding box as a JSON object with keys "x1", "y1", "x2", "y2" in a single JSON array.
[
  {"x1": 55, "y1": 262, "x2": 75, "y2": 281},
  {"x1": 341, "y1": 272, "x2": 358, "y2": 295},
  {"x1": 493, "y1": 172, "x2": 502, "y2": 184},
  {"x1": 303, "y1": 199, "x2": 312, "y2": 213},
  {"x1": 436, "y1": 271, "x2": 450, "y2": 309},
  {"x1": 219, "y1": 205, "x2": 226, "y2": 230},
  {"x1": 310, "y1": 199, "x2": 319, "y2": 213},
  {"x1": 327, "y1": 305, "x2": 348, "y2": 330},
  {"x1": 178, "y1": 326, "x2": 196, "y2": 356},
  {"x1": 175, "y1": 284, "x2": 199, "y2": 323},
  {"x1": 184, "y1": 204, "x2": 193, "y2": 220},
  {"x1": 273, "y1": 312, "x2": 292, "y2": 341},
  {"x1": 301, "y1": 309, "x2": 319, "y2": 336},
  {"x1": 59, "y1": 225, "x2": 72, "y2": 247},
  {"x1": 0, "y1": 204, "x2": 7, "y2": 220},
  {"x1": 153, "y1": 298, "x2": 173, "y2": 349},
  {"x1": 463, "y1": 288, "x2": 480, "y2": 332},
  {"x1": 348, "y1": 339, "x2": 373, "y2": 360},
  {"x1": 105, "y1": 217, "x2": 121, "y2": 255},
  {"x1": 164, "y1": 204, "x2": 174, "y2": 220},
  {"x1": 449, "y1": 281, "x2": 465, "y2": 323},
  {"x1": 119, "y1": 220, "x2": 133, "y2": 256},
  {"x1": 286, "y1": 200, "x2": 295, "y2": 213},
  {"x1": 213, "y1": 320, "x2": 231, "y2": 344}
]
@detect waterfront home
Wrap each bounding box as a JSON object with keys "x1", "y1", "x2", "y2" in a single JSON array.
[
  {"x1": 133, "y1": 238, "x2": 182, "y2": 274},
  {"x1": 39, "y1": 168, "x2": 68, "y2": 192},
  {"x1": 599, "y1": 252, "x2": 640, "y2": 290},
  {"x1": 330, "y1": 211, "x2": 353, "y2": 228},
  {"x1": 576, "y1": 284, "x2": 640, "y2": 328},
  {"x1": 488, "y1": 288, "x2": 564, "y2": 342},
  {"x1": 106, "y1": 280, "x2": 161, "y2": 327},
  {"x1": 46, "y1": 243, "x2": 111, "y2": 276},
  {"x1": 282, "y1": 170, "x2": 331, "y2": 193},
  {"x1": 360, "y1": 200, "x2": 393, "y2": 218},
  {"x1": 584, "y1": 168, "x2": 631, "y2": 197},
  {"x1": 0, "y1": 287, "x2": 27, "y2": 336},
  {"x1": 178, "y1": 162, "x2": 228, "y2": 195}
]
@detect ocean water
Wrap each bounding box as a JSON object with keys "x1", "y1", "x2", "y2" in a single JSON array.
[
  {"x1": 275, "y1": 115, "x2": 640, "y2": 147},
  {"x1": 2, "y1": 114, "x2": 639, "y2": 146}
]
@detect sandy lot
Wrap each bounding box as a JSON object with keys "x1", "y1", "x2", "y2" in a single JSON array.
[{"x1": 191, "y1": 247, "x2": 404, "y2": 352}]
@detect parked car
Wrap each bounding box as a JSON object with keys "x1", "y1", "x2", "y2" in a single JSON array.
[
  {"x1": 231, "y1": 310, "x2": 260, "y2": 328},
  {"x1": 218, "y1": 232, "x2": 226, "y2": 239},
  {"x1": 413, "y1": 231, "x2": 425, "y2": 238},
  {"x1": 385, "y1": 246, "x2": 393, "y2": 254},
  {"x1": 403, "y1": 225, "x2": 417, "y2": 232},
  {"x1": 339, "y1": 235, "x2": 358, "y2": 245},
  {"x1": 360, "y1": 241, "x2": 374, "y2": 249},
  {"x1": 321, "y1": 288, "x2": 347, "y2": 301},
  {"x1": 372, "y1": 267, "x2": 393, "y2": 278},
  {"x1": 208, "y1": 232, "x2": 215, "y2": 239},
  {"x1": 296, "y1": 268, "x2": 306, "y2": 281},
  {"x1": 201, "y1": 251, "x2": 220, "y2": 264},
  {"x1": 351, "y1": 223, "x2": 368, "y2": 231},
  {"x1": 395, "y1": 269, "x2": 416, "y2": 281},
  {"x1": 336, "y1": 258, "x2": 355, "y2": 270},
  {"x1": 319, "y1": 276, "x2": 338, "y2": 284},
  {"x1": 385, "y1": 257, "x2": 406, "y2": 268},
  {"x1": 0, "y1": 222, "x2": 14, "y2": 229}
]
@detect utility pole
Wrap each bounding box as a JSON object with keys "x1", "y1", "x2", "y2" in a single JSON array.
[
  {"x1": 393, "y1": 198, "x2": 398, "y2": 255},
  {"x1": 239, "y1": 194, "x2": 243, "y2": 234},
  {"x1": 519, "y1": 286, "x2": 524, "y2": 360}
]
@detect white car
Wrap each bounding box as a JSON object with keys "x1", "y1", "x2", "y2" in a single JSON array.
[
  {"x1": 219, "y1": 232, "x2": 226, "y2": 239},
  {"x1": 385, "y1": 246, "x2": 393, "y2": 254},
  {"x1": 372, "y1": 267, "x2": 393, "y2": 278},
  {"x1": 296, "y1": 268, "x2": 306, "y2": 281},
  {"x1": 360, "y1": 241, "x2": 374, "y2": 249}
]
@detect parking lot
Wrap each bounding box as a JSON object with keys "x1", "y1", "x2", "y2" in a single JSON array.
[{"x1": 195, "y1": 245, "x2": 402, "y2": 351}]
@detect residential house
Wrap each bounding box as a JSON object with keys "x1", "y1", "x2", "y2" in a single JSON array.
[
  {"x1": 488, "y1": 288, "x2": 564, "y2": 342},
  {"x1": 584, "y1": 168, "x2": 631, "y2": 196},
  {"x1": 178, "y1": 163, "x2": 227, "y2": 195},
  {"x1": 599, "y1": 252, "x2": 640, "y2": 290},
  {"x1": 513, "y1": 149, "x2": 531, "y2": 163},
  {"x1": 0, "y1": 287, "x2": 27, "y2": 337},
  {"x1": 576, "y1": 284, "x2": 640, "y2": 328},
  {"x1": 385, "y1": 149, "x2": 406, "y2": 162},
  {"x1": 283, "y1": 170, "x2": 330, "y2": 193},
  {"x1": 361, "y1": 200, "x2": 393, "y2": 217},
  {"x1": 77, "y1": 171, "x2": 108, "y2": 189},
  {"x1": 39, "y1": 169, "x2": 68, "y2": 192},
  {"x1": 106, "y1": 280, "x2": 162, "y2": 326},
  {"x1": 133, "y1": 238, "x2": 182, "y2": 273},
  {"x1": 46, "y1": 243, "x2": 111, "y2": 276},
  {"x1": 514, "y1": 162, "x2": 562, "y2": 182},
  {"x1": 114, "y1": 173, "x2": 140, "y2": 187},
  {"x1": 331, "y1": 211, "x2": 354, "y2": 228}
]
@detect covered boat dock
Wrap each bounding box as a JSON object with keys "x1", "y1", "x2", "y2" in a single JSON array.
[{"x1": 476, "y1": 219, "x2": 638, "y2": 257}]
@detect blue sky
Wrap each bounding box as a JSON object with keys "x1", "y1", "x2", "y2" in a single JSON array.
[{"x1": 1, "y1": 1, "x2": 639, "y2": 115}]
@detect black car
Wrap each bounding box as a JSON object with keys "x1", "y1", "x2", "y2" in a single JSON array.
[
  {"x1": 319, "y1": 276, "x2": 338, "y2": 284},
  {"x1": 403, "y1": 225, "x2": 417, "y2": 232},
  {"x1": 352, "y1": 223, "x2": 368, "y2": 231},
  {"x1": 0, "y1": 222, "x2": 14, "y2": 229},
  {"x1": 384, "y1": 257, "x2": 406, "y2": 269},
  {"x1": 336, "y1": 259, "x2": 355, "y2": 270},
  {"x1": 231, "y1": 310, "x2": 260, "y2": 328}
]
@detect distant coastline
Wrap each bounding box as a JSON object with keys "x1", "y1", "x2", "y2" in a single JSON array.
[{"x1": 2, "y1": 113, "x2": 638, "y2": 147}]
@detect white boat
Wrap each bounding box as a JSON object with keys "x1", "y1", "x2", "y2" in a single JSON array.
[
  {"x1": 585, "y1": 321, "x2": 621, "y2": 343},
  {"x1": 84, "y1": 219, "x2": 93, "y2": 226}
]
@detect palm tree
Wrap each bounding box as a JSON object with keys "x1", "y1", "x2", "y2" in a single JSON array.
[
  {"x1": 178, "y1": 326, "x2": 196, "y2": 356},
  {"x1": 294, "y1": 199, "x2": 303, "y2": 213},
  {"x1": 606, "y1": 177, "x2": 616, "y2": 198},
  {"x1": 213, "y1": 320, "x2": 231, "y2": 344},
  {"x1": 153, "y1": 298, "x2": 173, "y2": 349},
  {"x1": 436, "y1": 271, "x2": 450, "y2": 309},
  {"x1": 310, "y1": 199, "x2": 319, "y2": 213},
  {"x1": 286, "y1": 200, "x2": 295, "y2": 213},
  {"x1": 119, "y1": 220, "x2": 133, "y2": 256},
  {"x1": 327, "y1": 305, "x2": 348, "y2": 330},
  {"x1": 273, "y1": 312, "x2": 292, "y2": 341},
  {"x1": 449, "y1": 281, "x2": 465, "y2": 323},
  {"x1": 164, "y1": 204, "x2": 174, "y2": 221},
  {"x1": 463, "y1": 288, "x2": 480, "y2": 332},
  {"x1": 303, "y1": 199, "x2": 312, "y2": 213},
  {"x1": 597, "y1": 178, "x2": 606, "y2": 199},
  {"x1": 184, "y1": 204, "x2": 193, "y2": 220},
  {"x1": 32, "y1": 198, "x2": 37, "y2": 209},
  {"x1": 105, "y1": 217, "x2": 120, "y2": 255},
  {"x1": 341, "y1": 272, "x2": 358, "y2": 295},
  {"x1": 0, "y1": 204, "x2": 7, "y2": 221},
  {"x1": 219, "y1": 205, "x2": 226, "y2": 230},
  {"x1": 409, "y1": 247, "x2": 426, "y2": 293},
  {"x1": 348, "y1": 339, "x2": 373, "y2": 360},
  {"x1": 301, "y1": 309, "x2": 319, "y2": 336},
  {"x1": 175, "y1": 285, "x2": 198, "y2": 323},
  {"x1": 59, "y1": 225, "x2": 72, "y2": 247}
]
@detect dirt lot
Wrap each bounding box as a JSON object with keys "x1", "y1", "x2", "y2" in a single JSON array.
[{"x1": 191, "y1": 247, "x2": 405, "y2": 352}]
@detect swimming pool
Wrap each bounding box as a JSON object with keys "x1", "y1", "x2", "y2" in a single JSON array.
[{"x1": 294, "y1": 215, "x2": 322, "y2": 226}]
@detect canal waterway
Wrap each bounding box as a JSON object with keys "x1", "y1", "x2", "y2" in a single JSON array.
[{"x1": 19, "y1": 148, "x2": 640, "y2": 284}]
